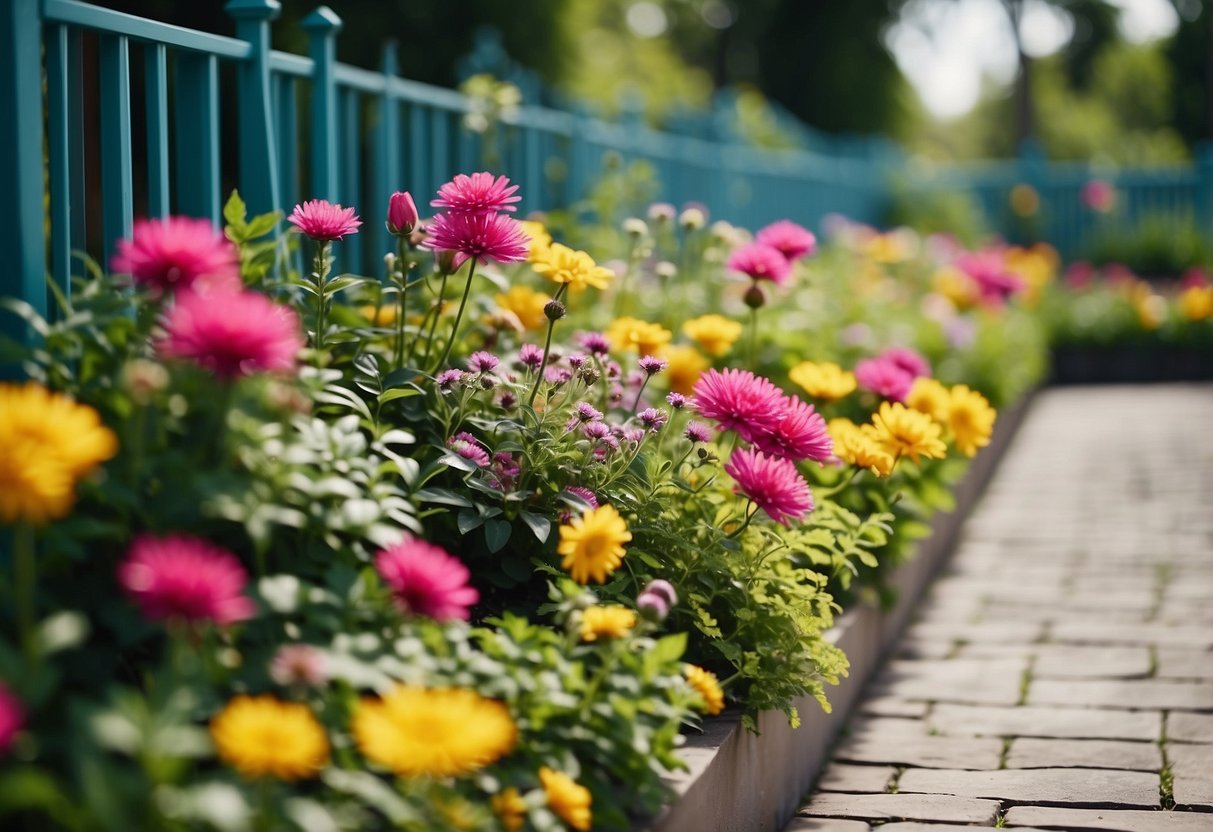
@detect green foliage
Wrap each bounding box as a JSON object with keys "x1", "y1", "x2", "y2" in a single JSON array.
[{"x1": 1085, "y1": 211, "x2": 1213, "y2": 276}]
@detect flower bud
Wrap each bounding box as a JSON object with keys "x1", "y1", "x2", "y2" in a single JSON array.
[
  {"x1": 743, "y1": 283, "x2": 767, "y2": 309},
  {"x1": 122, "y1": 359, "x2": 170, "y2": 405},
  {"x1": 579, "y1": 365, "x2": 601, "y2": 386},
  {"x1": 655, "y1": 261, "x2": 677, "y2": 280},
  {"x1": 642, "y1": 579, "x2": 678, "y2": 607},
  {"x1": 622, "y1": 218, "x2": 648, "y2": 237},
  {"x1": 386, "y1": 191, "x2": 418, "y2": 237},
  {"x1": 435, "y1": 249, "x2": 459, "y2": 275},
  {"x1": 544, "y1": 300, "x2": 567, "y2": 322},
  {"x1": 637, "y1": 591, "x2": 670, "y2": 622},
  {"x1": 679, "y1": 207, "x2": 706, "y2": 231}
]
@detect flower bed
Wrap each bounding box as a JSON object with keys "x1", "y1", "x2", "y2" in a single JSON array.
[{"x1": 0, "y1": 175, "x2": 1048, "y2": 831}]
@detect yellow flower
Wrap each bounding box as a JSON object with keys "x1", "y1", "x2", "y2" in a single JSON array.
[
  {"x1": 359, "y1": 304, "x2": 396, "y2": 326},
  {"x1": 491, "y1": 788, "x2": 527, "y2": 832},
  {"x1": 1179, "y1": 285, "x2": 1213, "y2": 321},
  {"x1": 947, "y1": 385, "x2": 997, "y2": 458},
  {"x1": 580, "y1": 605, "x2": 637, "y2": 641},
  {"x1": 865, "y1": 231, "x2": 913, "y2": 264},
  {"x1": 1005, "y1": 244, "x2": 1057, "y2": 306},
  {"x1": 605, "y1": 317, "x2": 672, "y2": 357},
  {"x1": 1009, "y1": 183, "x2": 1040, "y2": 217},
  {"x1": 1135, "y1": 292, "x2": 1167, "y2": 330},
  {"x1": 0, "y1": 383, "x2": 118, "y2": 525},
  {"x1": 684, "y1": 664, "x2": 725, "y2": 715},
  {"x1": 540, "y1": 767, "x2": 592, "y2": 832},
  {"x1": 828, "y1": 418, "x2": 894, "y2": 478},
  {"x1": 933, "y1": 267, "x2": 978, "y2": 310},
  {"x1": 531, "y1": 243, "x2": 613, "y2": 292},
  {"x1": 682, "y1": 314, "x2": 743, "y2": 358},
  {"x1": 495, "y1": 285, "x2": 550, "y2": 331},
  {"x1": 352, "y1": 685, "x2": 517, "y2": 778},
  {"x1": 788, "y1": 361, "x2": 857, "y2": 401},
  {"x1": 662, "y1": 344, "x2": 710, "y2": 396},
  {"x1": 557, "y1": 504, "x2": 632, "y2": 584},
  {"x1": 869, "y1": 402, "x2": 947, "y2": 464},
  {"x1": 519, "y1": 220, "x2": 552, "y2": 262},
  {"x1": 905, "y1": 377, "x2": 951, "y2": 422},
  {"x1": 210, "y1": 695, "x2": 329, "y2": 781}
]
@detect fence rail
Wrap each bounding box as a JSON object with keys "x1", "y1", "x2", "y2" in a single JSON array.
[{"x1": 3, "y1": 0, "x2": 1213, "y2": 355}]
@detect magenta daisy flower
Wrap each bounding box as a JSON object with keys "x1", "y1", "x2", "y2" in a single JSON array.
[
  {"x1": 0, "y1": 684, "x2": 23, "y2": 756},
  {"x1": 691, "y1": 368, "x2": 786, "y2": 438},
  {"x1": 579, "y1": 332, "x2": 612, "y2": 356},
  {"x1": 751, "y1": 395, "x2": 833, "y2": 463},
  {"x1": 638, "y1": 407, "x2": 668, "y2": 432},
  {"x1": 954, "y1": 250, "x2": 1024, "y2": 305},
  {"x1": 118, "y1": 534, "x2": 256, "y2": 626},
  {"x1": 111, "y1": 216, "x2": 240, "y2": 296},
  {"x1": 448, "y1": 432, "x2": 491, "y2": 468},
  {"x1": 755, "y1": 220, "x2": 817, "y2": 262},
  {"x1": 288, "y1": 199, "x2": 362, "y2": 241},
  {"x1": 724, "y1": 448, "x2": 814, "y2": 526},
  {"x1": 158, "y1": 288, "x2": 303, "y2": 379},
  {"x1": 518, "y1": 344, "x2": 545, "y2": 369},
  {"x1": 727, "y1": 243, "x2": 793, "y2": 285},
  {"x1": 467, "y1": 351, "x2": 500, "y2": 373},
  {"x1": 684, "y1": 421, "x2": 712, "y2": 443},
  {"x1": 374, "y1": 537, "x2": 479, "y2": 621},
  {"x1": 855, "y1": 357, "x2": 915, "y2": 402},
  {"x1": 879, "y1": 346, "x2": 931, "y2": 380},
  {"x1": 431, "y1": 172, "x2": 521, "y2": 215},
  {"x1": 424, "y1": 211, "x2": 529, "y2": 268}
]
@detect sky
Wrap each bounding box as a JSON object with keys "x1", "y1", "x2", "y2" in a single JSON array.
[{"x1": 885, "y1": 0, "x2": 1180, "y2": 119}]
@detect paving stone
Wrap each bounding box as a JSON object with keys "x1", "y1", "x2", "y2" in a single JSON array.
[
  {"x1": 882, "y1": 826, "x2": 1049, "y2": 832},
  {"x1": 872, "y1": 658, "x2": 1026, "y2": 706},
  {"x1": 927, "y1": 704, "x2": 1161, "y2": 741},
  {"x1": 1051, "y1": 622, "x2": 1213, "y2": 648},
  {"x1": 1168, "y1": 712, "x2": 1213, "y2": 744},
  {"x1": 1004, "y1": 806, "x2": 1213, "y2": 831},
  {"x1": 895, "y1": 640, "x2": 957, "y2": 661},
  {"x1": 815, "y1": 764, "x2": 897, "y2": 793},
  {"x1": 896, "y1": 767, "x2": 1160, "y2": 807},
  {"x1": 856, "y1": 696, "x2": 929, "y2": 719},
  {"x1": 905, "y1": 621, "x2": 1045, "y2": 645},
  {"x1": 797, "y1": 793, "x2": 1000, "y2": 825},
  {"x1": 847, "y1": 717, "x2": 929, "y2": 738},
  {"x1": 1168, "y1": 744, "x2": 1213, "y2": 809},
  {"x1": 1028, "y1": 679, "x2": 1213, "y2": 711},
  {"x1": 1006, "y1": 737, "x2": 1162, "y2": 771},
  {"x1": 834, "y1": 733, "x2": 1002, "y2": 770},
  {"x1": 1156, "y1": 649, "x2": 1213, "y2": 680},
  {"x1": 783, "y1": 817, "x2": 871, "y2": 831},
  {"x1": 957, "y1": 644, "x2": 1153, "y2": 679}
]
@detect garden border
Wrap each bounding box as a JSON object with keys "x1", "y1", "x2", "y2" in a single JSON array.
[{"x1": 645, "y1": 389, "x2": 1038, "y2": 832}]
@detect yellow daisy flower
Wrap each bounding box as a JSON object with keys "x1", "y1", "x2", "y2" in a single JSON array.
[
  {"x1": 359, "y1": 304, "x2": 396, "y2": 326},
  {"x1": 682, "y1": 314, "x2": 743, "y2": 358},
  {"x1": 495, "y1": 285, "x2": 550, "y2": 331},
  {"x1": 933, "y1": 267, "x2": 978, "y2": 310},
  {"x1": 580, "y1": 605, "x2": 637, "y2": 642},
  {"x1": 491, "y1": 788, "x2": 527, "y2": 832},
  {"x1": 788, "y1": 361, "x2": 857, "y2": 402},
  {"x1": 947, "y1": 385, "x2": 997, "y2": 458},
  {"x1": 518, "y1": 220, "x2": 552, "y2": 262},
  {"x1": 1179, "y1": 285, "x2": 1213, "y2": 321},
  {"x1": 684, "y1": 664, "x2": 725, "y2": 715},
  {"x1": 540, "y1": 767, "x2": 592, "y2": 832},
  {"x1": 869, "y1": 401, "x2": 948, "y2": 464},
  {"x1": 905, "y1": 377, "x2": 951, "y2": 422},
  {"x1": 557, "y1": 504, "x2": 632, "y2": 584},
  {"x1": 531, "y1": 243, "x2": 613, "y2": 292},
  {"x1": 352, "y1": 685, "x2": 517, "y2": 778},
  {"x1": 210, "y1": 695, "x2": 330, "y2": 781},
  {"x1": 605, "y1": 317, "x2": 673, "y2": 357},
  {"x1": 0, "y1": 383, "x2": 119, "y2": 525},
  {"x1": 827, "y1": 418, "x2": 894, "y2": 478},
  {"x1": 662, "y1": 344, "x2": 710, "y2": 396}
]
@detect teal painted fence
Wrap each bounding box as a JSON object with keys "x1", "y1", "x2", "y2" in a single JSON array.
[{"x1": 3, "y1": 0, "x2": 1213, "y2": 355}]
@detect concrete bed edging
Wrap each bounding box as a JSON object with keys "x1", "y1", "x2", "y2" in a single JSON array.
[{"x1": 645, "y1": 390, "x2": 1038, "y2": 832}]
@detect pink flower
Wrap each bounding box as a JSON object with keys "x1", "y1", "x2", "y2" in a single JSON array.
[
  {"x1": 725, "y1": 448, "x2": 814, "y2": 526},
  {"x1": 424, "y1": 211, "x2": 529, "y2": 268},
  {"x1": 855, "y1": 357, "x2": 915, "y2": 402},
  {"x1": 751, "y1": 395, "x2": 833, "y2": 464},
  {"x1": 692, "y1": 368, "x2": 786, "y2": 438},
  {"x1": 1064, "y1": 261, "x2": 1095, "y2": 290},
  {"x1": 467, "y1": 351, "x2": 500, "y2": 373},
  {"x1": 448, "y1": 432, "x2": 491, "y2": 468},
  {"x1": 880, "y1": 347, "x2": 931, "y2": 379},
  {"x1": 1081, "y1": 180, "x2": 1115, "y2": 213},
  {"x1": 431, "y1": 172, "x2": 521, "y2": 215},
  {"x1": 755, "y1": 220, "x2": 817, "y2": 262},
  {"x1": 727, "y1": 243, "x2": 793, "y2": 285},
  {"x1": 288, "y1": 199, "x2": 362, "y2": 241},
  {"x1": 111, "y1": 216, "x2": 240, "y2": 296},
  {"x1": 579, "y1": 332, "x2": 612, "y2": 356},
  {"x1": 0, "y1": 684, "x2": 23, "y2": 756},
  {"x1": 158, "y1": 288, "x2": 304, "y2": 379},
  {"x1": 684, "y1": 421, "x2": 712, "y2": 443},
  {"x1": 269, "y1": 644, "x2": 328, "y2": 688},
  {"x1": 560, "y1": 486, "x2": 598, "y2": 523},
  {"x1": 374, "y1": 537, "x2": 479, "y2": 621},
  {"x1": 386, "y1": 191, "x2": 419, "y2": 236},
  {"x1": 118, "y1": 534, "x2": 255, "y2": 626},
  {"x1": 955, "y1": 250, "x2": 1024, "y2": 305}
]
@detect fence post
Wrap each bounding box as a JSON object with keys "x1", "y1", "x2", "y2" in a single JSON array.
[
  {"x1": 0, "y1": 0, "x2": 47, "y2": 357},
  {"x1": 227, "y1": 0, "x2": 282, "y2": 218},
  {"x1": 1195, "y1": 142, "x2": 1213, "y2": 236},
  {"x1": 371, "y1": 41, "x2": 401, "y2": 268},
  {"x1": 302, "y1": 6, "x2": 342, "y2": 202}
]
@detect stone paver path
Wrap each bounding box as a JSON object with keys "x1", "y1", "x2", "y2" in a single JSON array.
[{"x1": 786, "y1": 385, "x2": 1213, "y2": 831}]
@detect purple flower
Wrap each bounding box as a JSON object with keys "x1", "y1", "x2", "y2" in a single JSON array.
[
  {"x1": 574, "y1": 402, "x2": 603, "y2": 422},
  {"x1": 448, "y1": 432, "x2": 490, "y2": 467},
  {"x1": 638, "y1": 408, "x2": 668, "y2": 432},
  {"x1": 545, "y1": 367, "x2": 573, "y2": 384},
  {"x1": 579, "y1": 332, "x2": 611, "y2": 356},
  {"x1": 436, "y1": 369, "x2": 464, "y2": 392},
  {"x1": 582, "y1": 421, "x2": 611, "y2": 441},
  {"x1": 684, "y1": 421, "x2": 712, "y2": 444},
  {"x1": 638, "y1": 355, "x2": 668, "y2": 376},
  {"x1": 567, "y1": 353, "x2": 588, "y2": 370},
  {"x1": 518, "y1": 344, "x2": 545, "y2": 369},
  {"x1": 666, "y1": 392, "x2": 688, "y2": 409},
  {"x1": 467, "y1": 351, "x2": 500, "y2": 373}
]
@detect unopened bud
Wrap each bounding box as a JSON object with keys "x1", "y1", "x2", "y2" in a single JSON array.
[
  {"x1": 743, "y1": 284, "x2": 766, "y2": 309},
  {"x1": 579, "y1": 365, "x2": 601, "y2": 386},
  {"x1": 386, "y1": 191, "x2": 419, "y2": 237},
  {"x1": 544, "y1": 300, "x2": 567, "y2": 321}
]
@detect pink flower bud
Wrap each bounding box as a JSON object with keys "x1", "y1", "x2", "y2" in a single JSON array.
[{"x1": 387, "y1": 191, "x2": 419, "y2": 236}]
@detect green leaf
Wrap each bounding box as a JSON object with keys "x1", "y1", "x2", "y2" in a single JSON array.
[
  {"x1": 651, "y1": 632, "x2": 687, "y2": 665},
  {"x1": 222, "y1": 190, "x2": 247, "y2": 231},
  {"x1": 378, "y1": 387, "x2": 423, "y2": 404},
  {"x1": 484, "y1": 518, "x2": 512, "y2": 553},
  {"x1": 457, "y1": 510, "x2": 485, "y2": 534},
  {"x1": 415, "y1": 488, "x2": 474, "y2": 508},
  {"x1": 518, "y1": 510, "x2": 551, "y2": 543}
]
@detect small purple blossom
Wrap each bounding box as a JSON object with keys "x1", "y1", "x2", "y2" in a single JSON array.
[
  {"x1": 666, "y1": 392, "x2": 688, "y2": 409},
  {"x1": 518, "y1": 344, "x2": 544, "y2": 369},
  {"x1": 574, "y1": 402, "x2": 603, "y2": 422},
  {"x1": 448, "y1": 432, "x2": 490, "y2": 467},
  {"x1": 567, "y1": 353, "x2": 588, "y2": 370},
  {"x1": 497, "y1": 390, "x2": 518, "y2": 409},
  {"x1": 488, "y1": 452, "x2": 521, "y2": 491},
  {"x1": 623, "y1": 427, "x2": 647, "y2": 444},
  {"x1": 684, "y1": 421, "x2": 712, "y2": 443},
  {"x1": 625, "y1": 370, "x2": 647, "y2": 389},
  {"x1": 545, "y1": 367, "x2": 572, "y2": 384},
  {"x1": 605, "y1": 361, "x2": 622, "y2": 380},
  {"x1": 638, "y1": 355, "x2": 668, "y2": 376},
  {"x1": 436, "y1": 369, "x2": 464, "y2": 392},
  {"x1": 609, "y1": 384, "x2": 625, "y2": 405},
  {"x1": 467, "y1": 351, "x2": 500, "y2": 373},
  {"x1": 643, "y1": 579, "x2": 678, "y2": 607},
  {"x1": 637, "y1": 591, "x2": 671, "y2": 622},
  {"x1": 579, "y1": 332, "x2": 611, "y2": 356},
  {"x1": 638, "y1": 407, "x2": 668, "y2": 432},
  {"x1": 582, "y1": 421, "x2": 612, "y2": 441}
]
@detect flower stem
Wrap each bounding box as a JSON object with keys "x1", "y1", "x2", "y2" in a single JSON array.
[
  {"x1": 747, "y1": 305, "x2": 758, "y2": 369},
  {"x1": 630, "y1": 376, "x2": 651, "y2": 414},
  {"x1": 394, "y1": 238, "x2": 410, "y2": 371},
  {"x1": 13, "y1": 522, "x2": 38, "y2": 671},
  {"x1": 433, "y1": 259, "x2": 478, "y2": 372},
  {"x1": 725, "y1": 501, "x2": 757, "y2": 539},
  {"x1": 312, "y1": 241, "x2": 332, "y2": 353},
  {"x1": 526, "y1": 284, "x2": 567, "y2": 409},
  {"x1": 417, "y1": 271, "x2": 450, "y2": 365}
]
